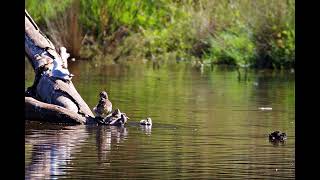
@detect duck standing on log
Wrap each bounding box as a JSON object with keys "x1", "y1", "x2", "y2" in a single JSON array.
[{"x1": 93, "y1": 91, "x2": 113, "y2": 119}]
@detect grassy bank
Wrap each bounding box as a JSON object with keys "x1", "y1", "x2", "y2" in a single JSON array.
[{"x1": 26, "y1": 0, "x2": 295, "y2": 69}]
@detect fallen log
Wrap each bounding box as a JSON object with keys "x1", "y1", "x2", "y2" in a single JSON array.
[
  {"x1": 25, "y1": 9, "x2": 95, "y2": 125},
  {"x1": 25, "y1": 97, "x2": 96, "y2": 124}
]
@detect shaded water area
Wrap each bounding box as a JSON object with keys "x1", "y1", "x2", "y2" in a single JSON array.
[{"x1": 25, "y1": 60, "x2": 295, "y2": 179}]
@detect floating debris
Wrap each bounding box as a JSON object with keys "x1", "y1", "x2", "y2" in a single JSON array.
[{"x1": 259, "y1": 107, "x2": 272, "y2": 111}]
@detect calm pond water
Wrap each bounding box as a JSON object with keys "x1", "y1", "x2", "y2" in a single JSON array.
[{"x1": 25, "y1": 60, "x2": 295, "y2": 179}]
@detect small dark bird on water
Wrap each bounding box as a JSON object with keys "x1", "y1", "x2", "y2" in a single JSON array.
[
  {"x1": 269, "y1": 131, "x2": 287, "y2": 141},
  {"x1": 93, "y1": 91, "x2": 112, "y2": 118}
]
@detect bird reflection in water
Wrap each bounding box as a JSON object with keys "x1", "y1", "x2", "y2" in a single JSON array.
[
  {"x1": 25, "y1": 125, "x2": 88, "y2": 180},
  {"x1": 95, "y1": 126, "x2": 128, "y2": 165},
  {"x1": 25, "y1": 124, "x2": 129, "y2": 179},
  {"x1": 140, "y1": 124, "x2": 152, "y2": 135},
  {"x1": 269, "y1": 139, "x2": 286, "y2": 146}
]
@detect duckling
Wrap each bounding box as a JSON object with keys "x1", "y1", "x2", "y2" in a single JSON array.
[
  {"x1": 269, "y1": 131, "x2": 287, "y2": 141},
  {"x1": 122, "y1": 113, "x2": 130, "y2": 120},
  {"x1": 119, "y1": 114, "x2": 128, "y2": 124},
  {"x1": 93, "y1": 91, "x2": 112, "y2": 118},
  {"x1": 108, "y1": 114, "x2": 128, "y2": 126},
  {"x1": 140, "y1": 117, "x2": 152, "y2": 126},
  {"x1": 111, "y1": 108, "x2": 121, "y2": 118},
  {"x1": 102, "y1": 108, "x2": 121, "y2": 122}
]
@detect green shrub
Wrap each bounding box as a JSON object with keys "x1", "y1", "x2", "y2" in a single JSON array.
[
  {"x1": 26, "y1": 0, "x2": 72, "y2": 25},
  {"x1": 206, "y1": 28, "x2": 256, "y2": 67},
  {"x1": 26, "y1": 0, "x2": 295, "y2": 69},
  {"x1": 269, "y1": 27, "x2": 295, "y2": 69}
]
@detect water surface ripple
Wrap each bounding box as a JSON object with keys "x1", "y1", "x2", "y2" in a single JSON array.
[{"x1": 25, "y1": 62, "x2": 295, "y2": 179}]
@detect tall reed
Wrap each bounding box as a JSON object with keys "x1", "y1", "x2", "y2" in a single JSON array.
[{"x1": 45, "y1": 0, "x2": 83, "y2": 58}]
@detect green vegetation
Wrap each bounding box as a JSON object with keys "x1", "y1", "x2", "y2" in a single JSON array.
[
  {"x1": 25, "y1": 0, "x2": 72, "y2": 24},
  {"x1": 26, "y1": 0, "x2": 295, "y2": 69}
]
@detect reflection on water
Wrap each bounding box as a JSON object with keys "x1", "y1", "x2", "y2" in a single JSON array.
[
  {"x1": 25, "y1": 124, "x2": 88, "y2": 179},
  {"x1": 25, "y1": 123, "x2": 129, "y2": 179},
  {"x1": 25, "y1": 60, "x2": 295, "y2": 179},
  {"x1": 139, "y1": 125, "x2": 152, "y2": 136},
  {"x1": 93, "y1": 126, "x2": 128, "y2": 164}
]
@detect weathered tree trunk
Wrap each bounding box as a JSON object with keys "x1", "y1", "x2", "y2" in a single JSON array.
[
  {"x1": 25, "y1": 97, "x2": 95, "y2": 124},
  {"x1": 25, "y1": 9, "x2": 95, "y2": 125}
]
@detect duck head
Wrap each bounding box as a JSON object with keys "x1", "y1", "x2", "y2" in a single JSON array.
[
  {"x1": 112, "y1": 108, "x2": 121, "y2": 117},
  {"x1": 146, "y1": 117, "x2": 152, "y2": 125},
  {"x1": 99, "y1": 91, "x2": 108, "y2": 99},
  {"x1": 99, "y1": 98, "x2": 107, "y2": 105}
]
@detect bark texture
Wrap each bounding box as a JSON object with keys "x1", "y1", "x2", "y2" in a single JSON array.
[{"x1": 25, "y1": 9, "x2": 95, "y2": 125}]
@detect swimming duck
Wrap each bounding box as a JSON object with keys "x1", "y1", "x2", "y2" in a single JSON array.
[
  {"x1": 93, "y1": 91, "x2": 112, "y2": 118},
  {"x1": 140, "y1": 117, "x2": 152, "y2": 126},
  {"x1": 269, "y1": 131, "x2": 287, "y2": 141}
]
